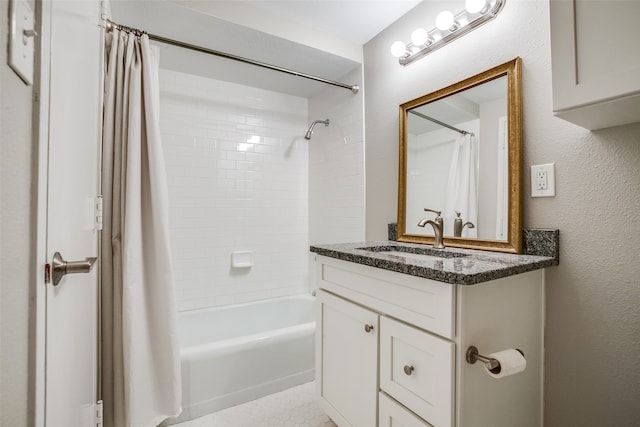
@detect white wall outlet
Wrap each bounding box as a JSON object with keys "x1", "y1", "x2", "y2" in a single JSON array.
[{"x1": 531, "y1": 163, "x2": 555, "y2": 197}]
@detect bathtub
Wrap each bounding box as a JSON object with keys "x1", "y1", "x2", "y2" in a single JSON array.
[{"x1": 163, "y1": 294, "x2": 316, "y2": 425}]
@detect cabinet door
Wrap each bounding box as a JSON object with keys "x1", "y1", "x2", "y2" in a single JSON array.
[
  {"x1": 380, "y1": 316, "x2": 454, "y2": 427},
  {"x1": 379, "y1": 393, "x2": 433, "y2": 427},
  {"x1": 316, "y1": 290, "x2": 378, "y2": 427},
  {"x1": 550, "y1": 0, "x2": 640, "y2": 129}
]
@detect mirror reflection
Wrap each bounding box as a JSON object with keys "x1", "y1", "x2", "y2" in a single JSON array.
[
  {"x1": 405, "y1": 76, "x2": 507, "y2": 240},
  {"x1": 397, "y1": 58, "x2": 522, "y2": 253}
]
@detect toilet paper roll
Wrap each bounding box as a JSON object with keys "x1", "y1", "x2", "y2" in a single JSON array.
[{"x1": 485, "y1": 349, "x2": 526, "y2": 379}]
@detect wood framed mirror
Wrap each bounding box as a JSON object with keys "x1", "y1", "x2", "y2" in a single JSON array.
[{"x1": 397, "y1": 58, "x2": 522, "y2": 253}]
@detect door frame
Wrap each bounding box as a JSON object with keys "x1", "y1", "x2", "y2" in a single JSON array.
[{"x1": 32, "y1": 0, "x2": 52, "y2": 424}]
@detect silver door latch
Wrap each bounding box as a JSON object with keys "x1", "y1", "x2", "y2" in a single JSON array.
[{"x1": 50, "y1": 252, "x2": 98, "y2": 286}]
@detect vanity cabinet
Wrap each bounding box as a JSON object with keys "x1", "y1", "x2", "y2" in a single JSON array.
[
  {"x1": 314, "y1": 255, "x2": 544, "y2": 427},
  {"x1": 549, "y1": 0, "x2": 640, "y2": 130}
]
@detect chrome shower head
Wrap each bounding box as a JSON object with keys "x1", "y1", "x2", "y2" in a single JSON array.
[{"x1": 304, "y1": 119, "x2": 330, "y2": 140}]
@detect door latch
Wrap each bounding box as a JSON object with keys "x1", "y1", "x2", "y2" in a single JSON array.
[{"x1": 50, "y1": 252, "x2": 98, "y2": 286}]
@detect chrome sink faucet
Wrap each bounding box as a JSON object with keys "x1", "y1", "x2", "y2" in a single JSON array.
[{"x1": 417, "y1": 208, "x2": 445, "y2": 249}]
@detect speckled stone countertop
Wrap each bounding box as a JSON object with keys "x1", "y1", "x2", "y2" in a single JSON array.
[{"x1": 309, "y1": 241, "x2": 559, "y2": 285}]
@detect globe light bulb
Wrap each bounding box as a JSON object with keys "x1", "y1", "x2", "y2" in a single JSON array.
[
  {"x1": 411, "y1": 28, "x2": 429, "y2": 46},
  {"x1": 465, "y1": 0, "x2": 487, "y2": 14},
  {"x1": 390, "y1": 41, "x2": 407, "y2": 58},
  {"x1": 435, "y1": 10, "x2": 455, "y2": 31}
]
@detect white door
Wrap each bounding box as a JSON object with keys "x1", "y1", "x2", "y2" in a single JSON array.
[{"x1": 40, "y1": 0, "x2": 103, "y2": 425}]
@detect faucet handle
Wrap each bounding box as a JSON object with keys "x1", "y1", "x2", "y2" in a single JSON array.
[
  {"x1": 424, "y1": 208, "x2": 442, "y2": 218},
  {"x1": 424, "y1": 208, "x2": 442, "y2": 220}
]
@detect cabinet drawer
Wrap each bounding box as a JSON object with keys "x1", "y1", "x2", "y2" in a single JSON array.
[
  {"x1": 379, "y1": 392, "x2": 433, "y2": 427},
  {"x1": 317, "y1": 256, "x2": 455, "y2": 338},
  {"x1": 380, "y1": 316, "x2": 454, "y2": 427}
]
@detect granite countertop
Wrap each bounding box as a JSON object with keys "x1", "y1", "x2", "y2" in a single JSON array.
[{"x1": 309, "y1": 240, "x2": 559, "y2": 285}]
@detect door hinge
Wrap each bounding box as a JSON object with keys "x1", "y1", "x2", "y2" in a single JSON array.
[
  {"x1": 95, "y1": 400, "x2": 103, "y2": 427},
  {"x1": 95, "y1": 195, "x2": 103, "y2": 231},
  {"x1": 99, "y1": 1, "x2": 109, "y2": 24}
]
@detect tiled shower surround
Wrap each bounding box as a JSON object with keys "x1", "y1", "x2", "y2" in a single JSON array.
[
  {"x1": 159, "y1": 70, "x2": 310, "y2": 311},
  {"x1": 308, "y1": 68, "x2": 365, "y2": 245}
]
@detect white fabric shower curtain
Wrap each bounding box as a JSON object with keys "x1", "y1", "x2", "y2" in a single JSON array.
[
  {"x1": 444, "y1": 133, "x2": 479, "y2": 238},
  {"x1": 101, "y1": 29, "x2": 182, "y2": 427}
]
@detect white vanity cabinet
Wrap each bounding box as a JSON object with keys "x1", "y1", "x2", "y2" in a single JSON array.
[
  {"x1": 549, "y1": 0, "x2": 640, "y2": 130},
  {"x1": 314, "y1": 255, "x2": 544, "y2": 427}
]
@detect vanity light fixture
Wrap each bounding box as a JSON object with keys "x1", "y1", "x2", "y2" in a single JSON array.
[
  {"x1": 435, "y1": 10, "x2": 456, "y2": 31},
  {"x1": 390, "y1": 0, "x2": 506, "y2": 66}
]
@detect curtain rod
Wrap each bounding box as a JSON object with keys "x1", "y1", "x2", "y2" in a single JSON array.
[
  {"x1": 105, "y1": 20, "x2": 359, "y2": 94},
  {"x1": 409, "y1": 110, "x2": 472, "y2": 135}
]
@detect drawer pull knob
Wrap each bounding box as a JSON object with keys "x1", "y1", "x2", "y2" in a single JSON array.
[
  {"x1": 403, "y1": 365, "x2": 414, "y2": 375},
  {"x1": 364, "y1": 324, "x2": 374, "y2": 333}
]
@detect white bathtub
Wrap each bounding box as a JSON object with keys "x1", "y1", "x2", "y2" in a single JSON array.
[{"x1": 163, "y1": 294, "x2": 316, "y2": 425}]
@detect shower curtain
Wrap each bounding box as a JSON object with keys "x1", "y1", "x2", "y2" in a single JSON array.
[
  {"x1": 101, "y1": 29, "x2": 182, "y2": 427},
  {"x1": 444, "y1": 133, "x2": 478, "y2": 238}
]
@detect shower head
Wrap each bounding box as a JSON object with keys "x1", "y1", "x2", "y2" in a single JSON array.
[{"x1": 304, "y1": 119, "x2": 330, "y2": 140}]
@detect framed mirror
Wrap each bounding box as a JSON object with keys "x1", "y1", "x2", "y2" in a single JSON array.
[{"x1": 397, "y1": 58, "x2": 522, "y2": 253}]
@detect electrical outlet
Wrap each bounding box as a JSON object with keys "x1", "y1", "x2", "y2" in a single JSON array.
[
  {"x1": 535, "y1": 170, "x2": 547, "y2": 190},
  {"x1": 531, "y1": 163, "x2": 555, "y2": 197}
]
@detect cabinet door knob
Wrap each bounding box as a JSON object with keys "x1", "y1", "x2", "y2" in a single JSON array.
[
  {"x1": 403, "y1": 365, "x2": 414, "y2": 375},
  {"x1": 364, "y1": 324, "x2": 374, "y2": 333}
]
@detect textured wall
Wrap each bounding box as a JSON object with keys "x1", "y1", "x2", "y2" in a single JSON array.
[
  {"x1": 0, "y1": 0, "x2": 35, "y2": 425},
  {"x1": 363, "y1": 0, "x2": 640, "y2": 425},
  {"x1": 159, "y1": 70, "x2": 310, "y2": 311}
]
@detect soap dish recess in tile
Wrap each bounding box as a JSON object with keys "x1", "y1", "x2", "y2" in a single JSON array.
[{"x1": 231, "y1": 251, "x2": 254, "y2": 268}]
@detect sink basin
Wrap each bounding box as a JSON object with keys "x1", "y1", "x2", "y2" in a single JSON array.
[
  {"x1": 356, "y1": 245, "x2": 469, "y2": 261},
  {"x1": 383, "y1": 250, "x2": 452, "y2": 263}
]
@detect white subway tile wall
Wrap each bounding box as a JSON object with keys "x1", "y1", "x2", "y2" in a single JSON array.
[
  {"x1": 159, "y1": 70, "x2": 310, "y2": 311},
  {"x1": 308, "y1": 67, "x2": 365, "y2": 245}
]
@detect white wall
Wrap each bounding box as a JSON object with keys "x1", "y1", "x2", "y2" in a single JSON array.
[
  {"x1": 364, "y1": 0, "x2": 640, "y2": 425},
  {"x1": 308, "y1": 66, "x2": 365, "y2": 245},
  {"x1": 171, "y1": 0, "x2": 363, "y2": 63},
  {"x1": 159, "y1": 70, "x2": 309, "y2": 311},
  {"x1": 0, "y1": 0, "x2": 34, "y2": 425}
]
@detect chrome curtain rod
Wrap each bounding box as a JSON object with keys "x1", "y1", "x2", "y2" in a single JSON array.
[
  {"x1": 105, "y1": 20, "x2": 359, "y2": 94},
  {"x1": 409, "y1": 110, "x2": 471, "y2": 135}
]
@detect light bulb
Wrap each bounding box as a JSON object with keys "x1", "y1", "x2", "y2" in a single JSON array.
[
  {"x1": 435, "y1": 10, "x2": 455, "y2": 31},
  {"x1": 390, "y1": 41, "x2": 407, "y2": 58},
  {"x1": 465, "y1": 0, "x2": 487, "y2": 14},
  {"x1": 411, "y1": 28, "x2": 429, "y2": 46}
]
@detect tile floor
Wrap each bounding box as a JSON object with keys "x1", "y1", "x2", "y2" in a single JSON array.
[{"x1": 176, "y1": 381, "x2": 337, "y2": 427}]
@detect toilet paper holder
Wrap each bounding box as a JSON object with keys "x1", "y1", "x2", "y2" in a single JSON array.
[
  {"x1": 466, "y1": 345, "x2": 524, "y2": 372},
  {"x1": 466, "y1": 346, "x2": 500, "y2": 371}
]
